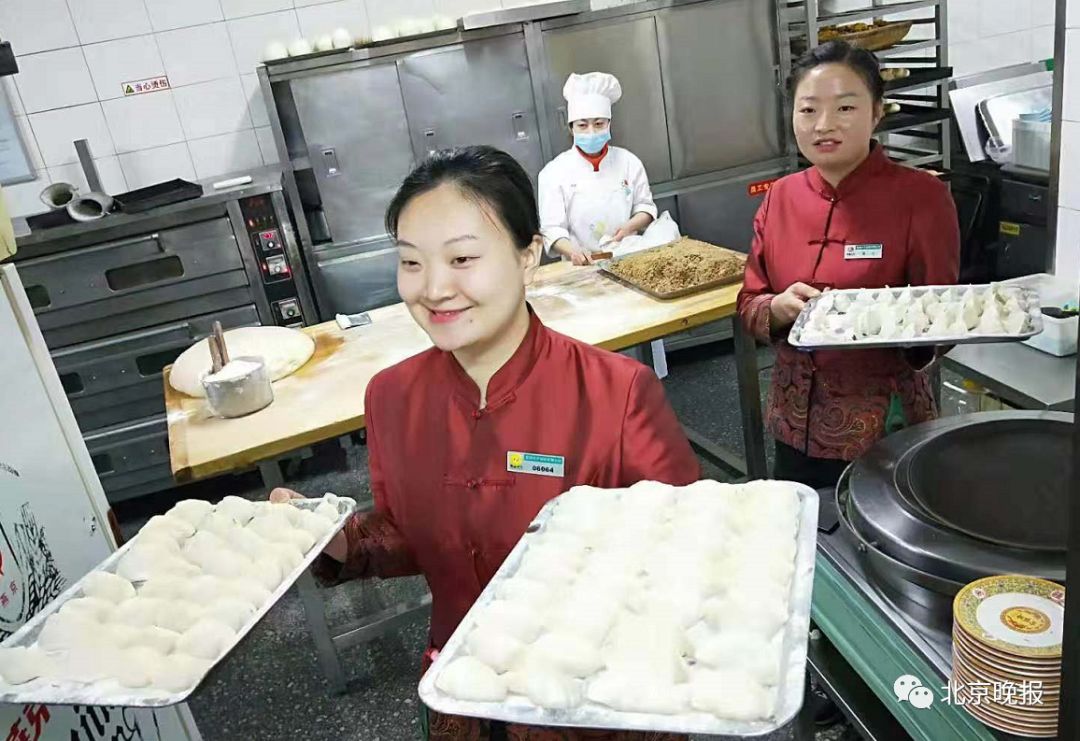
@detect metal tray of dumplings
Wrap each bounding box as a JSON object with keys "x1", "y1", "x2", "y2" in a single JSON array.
[
  {"x1": 418, "y1": 483, "x2": 819, "y2": 736},
  {"x1": 788, "y1": 285, "x2": 1043, "y2": 351},
  {"x1": 0, "y1": 494, "x2": 355, "y2": 708}
]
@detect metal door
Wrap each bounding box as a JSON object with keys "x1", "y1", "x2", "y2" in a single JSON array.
[
  {"x1": 542, "y1": 16, "x2": 672, "y2": 183},
  {"x1": 656, "y1": 0, "x2": 782, "y2": 178},
  {"x1": 85, "y1": 417, "x2": 172, "y2": 503},
  {"x1": 398, "y1": 34, "x2": 544, "y2": 178},
  {"x1": 674, "y1": 169, "x2": 785, "y2": 253},
  {"x1": 290, "y1": 63, "x2": 415, "y2": 244},
  {"x1": 313, "y1": 238, "x2": 401, "y2": 315}
]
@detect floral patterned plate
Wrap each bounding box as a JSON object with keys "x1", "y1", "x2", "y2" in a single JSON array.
[{"x1": 954, "y1": 575, "x2": 1065, "y2": 659}]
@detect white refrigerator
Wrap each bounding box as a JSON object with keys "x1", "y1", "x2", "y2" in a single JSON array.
[{"x1": 0, "y1": 264, "x2": 202, "y2": 741}]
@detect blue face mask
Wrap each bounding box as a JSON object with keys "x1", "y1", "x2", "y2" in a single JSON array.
[{"x1": 574, "y1": 130, "x2": 611, "y2": 155}]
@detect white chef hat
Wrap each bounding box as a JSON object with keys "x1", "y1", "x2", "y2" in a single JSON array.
[{"x1": 564, "y1": 72, "x2": 622, "y2": 123}]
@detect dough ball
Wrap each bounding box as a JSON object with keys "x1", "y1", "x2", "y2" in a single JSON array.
[
  {"x1": 81, "y1": 571, "x2": 135, "y2": 604},
  {"x1": 151, "y1": 653, "x2": 212, "y2": 692},
  {"x1": 113, "y1": 597, "x2": 168, "y2": 628},
  {"x1": 264, "y1": 542, "x2": 305, "y2": 575},
  {"x1": 180, "y1": 575, "x2": 232, "y2": 603},
  {"x1": 198, "y1": 511, "x2": 243, "y2": 539},
  {"x1": 586, "y1": 671, "x2": 689, "y2": 714},
  {"x1": 546, "y1": 596, "x2": 618, "y2": 645},
  {"x1": 226, "y1": 527, "x2": 271, "y2": 560},
  {"x1": 690, "y1": 669, "x2": 776, "y2": 721},
  {"x1": 694, "y1": 631, "x2": 784, "y2": 686},
  {"x1": 133, "y1": 626, "x2": 180, "y2": 655},
  {"x1": 473, "y1": 601, "x2": 543, "y2": 643},
  {"x1": 602, "y1": 613, "x2": 687, "y2": 683},
  {"x1": 0, "y1": 647, "x2": 54, "y2": 684},
  {"x1": 139, "y1": 576, "x2": 192, "y2": 600},
  {"x1": 58, "y1": 645, "x2": 115, "y2": 683},
  {"x1": 466, "y1": 628, "x2": 523, "y2": 673},
  {"x1": 495, "y1": 577, "x2": 555, "y2": 607},
  {"x1": 116, "y1": 646, "x2": 168, "y2": 688},
  {"x1": 36, "y1": 612, "x2": 99, "y2": 650},
  {"x1": 505, "y1": 667, "x2": 582, "y2": 709},
  {"x1": 216, "y1": 496, "x2": 256, "y2": 525},
  {"x1": 59, "y1": 596, "x2": 116, "y2": 622},
  {"x1": 177, "y1": 618, "x2": 236, "y2": 661},
  {"x1": 170, "y1": 499, "x2": 214, "y2": 528},
  {"x1": 246, "y1": 516, "x2": 315, "y2": 553},
  {"x1": 117, "y1": 544, "x2": 200, "y2": 582},
  {"x1": 140, "y1": 515, "x2": 195, "y2": 541},
  {"x1": 103, "y1": 623, "x2": 143, "y2": 649},
  {"x1": 204, "y1": 598, "x2": 256, "y2": 632},
  {"x1": 703, "y1": 592, "x2": 788, "y2": 640},
  {"x1": 435, "y1": 656, "x2": 507, "y2": 702},
  {"x1": 154, "y1": 600, "x2": 206, "y2": 634}
]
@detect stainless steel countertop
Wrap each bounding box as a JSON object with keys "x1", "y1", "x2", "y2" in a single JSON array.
[{"x1": 944, "y1": 341, "x2": 1075, "y2": 412}]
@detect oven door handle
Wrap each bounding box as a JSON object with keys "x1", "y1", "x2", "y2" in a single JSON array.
[{"x1": 105, "y1": 232, "x2": 164, "y2": 254}]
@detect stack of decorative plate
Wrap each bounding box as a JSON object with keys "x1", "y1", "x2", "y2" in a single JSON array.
[{"x1": 952, "y1": 575, "x2": 1065, "y2": 738}]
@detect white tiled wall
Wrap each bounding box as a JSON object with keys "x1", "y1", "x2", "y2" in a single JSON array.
[
  {"x1": 0, "y1": 0, "x2": 551, "y2": 218},
  {"x1": 1054, "y1": 1, "x2": 1080, "y2": 283},
  {"x1": 949, "y1": 0, "x2": 1057, "y2": 78}
]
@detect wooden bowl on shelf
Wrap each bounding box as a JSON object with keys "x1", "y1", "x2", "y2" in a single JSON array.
[{"x1": 819, "y1": 20, "x2": 914, "y2": 52}]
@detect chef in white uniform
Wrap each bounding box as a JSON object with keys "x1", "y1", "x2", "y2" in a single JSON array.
[
  {"x1": 537, "y1": 72, "x2": 668, "y2": 378},
  {"x1": 538, "y1": 72, "x2": 657, "y2": 266}
]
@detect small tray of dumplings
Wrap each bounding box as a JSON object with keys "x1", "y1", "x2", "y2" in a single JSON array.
[
  {"x1": 788, "y1": 283, "x2": 1042, "y2": 350},
  {"x1": 0, "y1": 493, "x2": 355, "y2": 707},
  {"x1": 418, "y1": 480, "x2": 818, "y2": 736}
]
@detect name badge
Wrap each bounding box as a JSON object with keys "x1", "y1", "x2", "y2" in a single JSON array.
[
  {"x1": 844, "y1": 243, "x2": 883, "y2": 260},
  {"x1": 507, "y1": 451, "x2": 565, "y2": 478}
]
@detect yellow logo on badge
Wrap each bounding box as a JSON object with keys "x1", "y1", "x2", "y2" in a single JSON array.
[{"x1": 508, "y1": 453, "x2": 524, "y2": 468}]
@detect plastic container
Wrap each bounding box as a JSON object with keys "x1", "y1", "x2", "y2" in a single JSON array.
[
  {"x1": 1012, "y1": 118, "x2": 1052, "y2": 171},
  {"x1": 1005, "y1": 273, "x2": 1077, "y2": 357}
]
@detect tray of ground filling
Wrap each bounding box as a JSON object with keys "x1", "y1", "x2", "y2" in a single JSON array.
[{"x1": 598, "y1": 239, "x2": 747, "y2": 300}]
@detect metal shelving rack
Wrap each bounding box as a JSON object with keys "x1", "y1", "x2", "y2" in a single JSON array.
[{"x1": 776, "y1": 0, "x2": 953, "y2": 173}]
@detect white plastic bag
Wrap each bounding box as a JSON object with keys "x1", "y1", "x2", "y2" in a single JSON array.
[{"x1": 612, "y1": 211, "x2": 681, "y2": 257}]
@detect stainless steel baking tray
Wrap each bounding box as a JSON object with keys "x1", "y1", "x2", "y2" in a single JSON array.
[
  {"x1": 788, "y1": 285, "x2": 1042, "y2": 351},
  {"x1": 0, "y1": 495, "x2": 355, "y2": 708},
  {"x1": 418, "y1": 483, "x2": 819, "y2": 736},
  {"x1": 597, "y1": 243, "x2": 746, "y2": 300}
]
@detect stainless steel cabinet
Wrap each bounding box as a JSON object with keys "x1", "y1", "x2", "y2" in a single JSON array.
[
  {"x1": 312, "y1": 238, "x2": 401, "y2": 315},
  {"x1": 542, "y1": 16, "x2": 673, "y2": 183},
  {"x1": 656, "y1": 0, "x2": 782, "y2": 178},
  {"x1": 290, "y1": 63, "x2": 416, "y2": 245},
  {"x1": 399, "y1": 35, "x2": 544, "y2": 177}
]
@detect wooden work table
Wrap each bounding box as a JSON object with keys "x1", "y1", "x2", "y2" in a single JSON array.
[{"x1": 165, "y1": 261, "x2": 759, "y2": 484}]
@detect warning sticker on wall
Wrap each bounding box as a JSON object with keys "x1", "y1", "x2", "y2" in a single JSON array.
[{"x1": 121, "y1": 76, "x2": 170, "y2": 96}]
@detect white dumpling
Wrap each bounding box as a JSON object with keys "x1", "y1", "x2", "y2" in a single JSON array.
[
  {"x1": 473, "y1": 601, "x2": 543, "y2": 643},
  {"x1": 59, "y1": 596, "x2": 116, "y2": 622},
  {"x1": 115, "y1": 645, "x2": 167, "y2": 688},
  {"x1": 690, "y1": 669, "x2": 776, "y2": 721},
  {"x1": 435, "y1": 656, "x2": 507, "y2": 702},
  {"x1": 1005, "y1": 310, "x2": 1028, "y2": 334},
  {"x1": 876, "y1": 288, "x2": 896, "y2": 306},
  {"x1": 466, "y1": 627, "x2": 523, "y2": 672},
  {"x1": 117, "y1": 544, "x2": 200, "y2": 582},
  {"x1": 154, "y1": 600, "x2": 206, "y2": 633},
  {"x1": 853, "y1": 288, "x2": 874, "y2": 305},
  {"x1": 244, "y1": 559, "x2": 285, "y2": 590},
  {"x1": 247, "y1": 517, "x2": 315, "y2": 553},
  {"x1": 198, "y1": 512, "x2": 243, "y2": 539},
  {"x1": 139, "y1": 515, "x2": 195, "y2": 541},
  {"x1": 704, "y1": 591, "x2": 789, "y2": 639},
  {"x1": 264, "y1": 541, "x2": 305, "y2": 574},
  {"x1": 506, "y1": 667, "x2": 582, "y2": 709},
  {"x1": 224, "y1": 579, "x2": 272, "y2": 609},
  {"x1": 495, "y1": 577, "x2": 555, "y2": 607},
  {"x1": 296, "y1": 510, "x2": 334, "y2": 540},
  {"x1": 113, "y1": 596, "x2": 167, "y2": 628},
  {"x1": 216, "y1": 495, "x2": 256, "y2": 525},
  {"x1": 151, "y1": 653, "x2": 212, "y2": 692},
  {"x1": 103, "y1": 623, "x2": 142, "y2": 648},
  {"x1": 586, "y1": 671, "x2": 689, "y2": 714},
  {"x1": 961, "y1": 286, "x2": 982, "y2": 312},
  {"x1": 977, "y1": 304, "x2": 1006, "y2": 334},
  {"x1": 36, "y1": 612, "x2": 97, "y2": 651},
  {"x1": 903, "y1": 304, "x2": 929, "y2": 333},
  {"x1": 898, "y1": 323, "x2": 917, "y2": 340},
  {"x1": 178, "y1": 575, "x2": 231, "y2": 603},
  {"x1": 185, "y1": 541, "x2": 254, "y2": 580},
  {"x1": 1003, "y1": 295, "x2": 1023, "y2": 315},
  {"x1": 314, "y1": 501, "x2": 341, "y2": 524},
  {"x1": 81, "y1": 571, "x2": 135, "y2": 604},
  {"x1": 58, "y1": 645, "x2": 115, "y2": 683},
  {"x1": 0, "y1": 647, "x2": 54, "y2": 684},
  {"x1": 545, "y1": 596, "x2": 618, "y2": 644},
  {"x1": 224, "y1": 527, "x2": 269, "y2": 560},
  {"x1": 926, "y1": 302, "x2": 953, "y2": 323},
  {"x1": 528, "y1": 632, "x2": 603, "y2": 677},
  {"x1": 961, "y1": 300, "x2": 980, "y2": 330},
  {"x1": 133, "y1": 626, "x2": 180, "y2": 655},
  {"x1": 694, "y1": 631, "x2": 784, "y2": 686},
  {"x1": 176, "y1": 618, "x2": 236, "y2": 661},
  {"x1": 853, "y1": 305, "x2": 884, "y2": 337},
  {"x1": 926, "y1": 315, "x2": 953, "y2": 337},
  {"x1": 832, "y1": 292, "x2": 852, "y2": 313},
  {"x1": 138, "y1": 575, "x2": 189, "y2": 600},
  {"x1": 516, "y1": 556, "x2": 578, "y2": 585},
  {"x1": 170, "y1": 499, "x2": 214, "y2": 527},
  {"x1": 603, "y1": 614, "x2": 687, "y2": 683},
  {"x1": 203, "y1": 598, "x2": 256, "y2": 632}
]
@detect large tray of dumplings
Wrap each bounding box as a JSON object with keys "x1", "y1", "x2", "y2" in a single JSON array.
[
  {"x1": 0, "y1": 493, "x2": 354, "y2": 707},
  {"x1": 418, "y1": 480, "x2": 818, "y2": 735},
  {"x1": 788, "y1": 283, "x2": 1042, "y2": 350}
]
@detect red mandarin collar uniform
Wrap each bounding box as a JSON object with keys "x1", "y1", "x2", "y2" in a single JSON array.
[
  {"x1": 737, "y1": 144, "x2": 960, "y2": 461},
  {"x1": 317, "y1": 309, "x2": 699, "y2": 650},
  {"x1": 578, "y1": 143, "x2": 610, "y2": 172}
]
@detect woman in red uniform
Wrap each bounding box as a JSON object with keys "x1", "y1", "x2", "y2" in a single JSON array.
[
  {"x1": 737, "y1": 41, "x2": 960, "y2": 488},
  {"x1": 274, "y1": 146, "x2": 698, "y2": 740}
]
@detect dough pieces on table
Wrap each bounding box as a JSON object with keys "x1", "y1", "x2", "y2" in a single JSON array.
[{"x1": 168, "y1": 326, "x2": 315, "y2": 398}]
